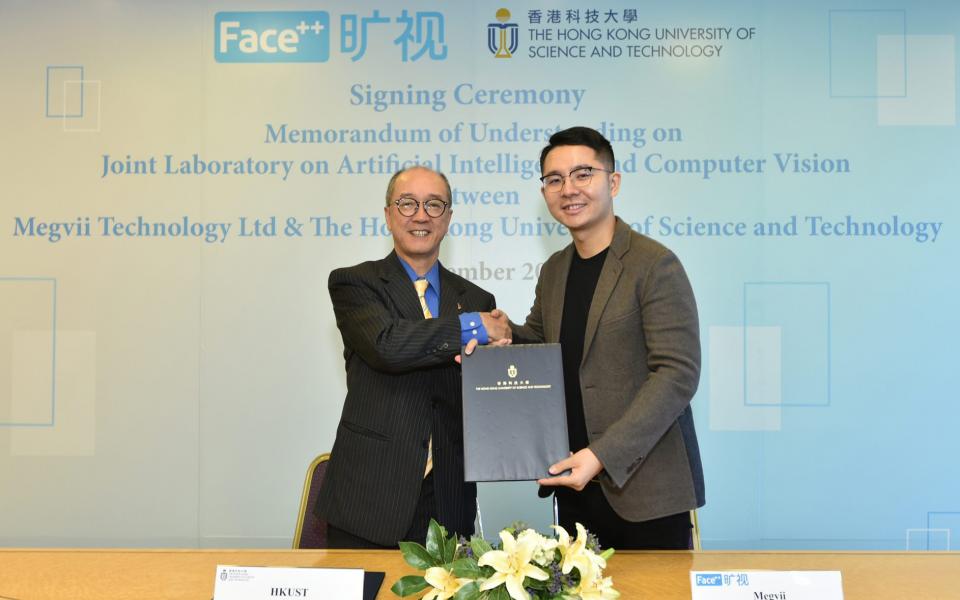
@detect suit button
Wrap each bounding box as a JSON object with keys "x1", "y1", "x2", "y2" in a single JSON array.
[{"x1": 441, "y1": 342, "x2": 449, "y2": 349}]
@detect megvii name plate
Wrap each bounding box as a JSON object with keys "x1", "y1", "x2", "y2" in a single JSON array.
[{"x1": 461, "y1": 344, "x2": 569, "y2": 481}]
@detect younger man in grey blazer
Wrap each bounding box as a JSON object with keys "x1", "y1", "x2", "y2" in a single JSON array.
[{"x1": 510, "y1": 127, "x2": 705, "y2": 549}]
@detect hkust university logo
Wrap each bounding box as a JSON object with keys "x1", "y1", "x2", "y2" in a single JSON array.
[
  {"x1": 487, "y1": 8, "x2": 519, "y2": 58},
  {"x1": 491, "y1": 364, "x2": 534, "y2": 389}
]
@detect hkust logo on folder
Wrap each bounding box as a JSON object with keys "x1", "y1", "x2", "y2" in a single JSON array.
[{"x1": 476, "y1": 362, "x2": 554, "y2": 391}]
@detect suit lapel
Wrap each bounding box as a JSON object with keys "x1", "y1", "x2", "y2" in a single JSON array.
[
  {"x1": 545, "y1": 245, "x2": 574, "y2": 342},
  {"x1": 581, "y1": 253, "x2": 623, "y2": 364},
  {"x1": 379, "y1": 252, "x2": 425, "y2": 320},
  {"x1": 581, "y1": 219, "x2": 631, "y2": 364},
  {"x1": 438, "y1": 265, "x2": 464, "y2": 317}
]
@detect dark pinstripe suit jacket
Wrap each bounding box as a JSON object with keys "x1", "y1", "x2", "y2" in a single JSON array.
[{"x1": 315, "y1": 251, "x2": 495, "y2": 546}]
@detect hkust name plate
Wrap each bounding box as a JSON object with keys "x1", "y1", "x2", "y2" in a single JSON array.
[
  {"x1": 213, "y1": 565, "x2": 364, "y2": 600},
  {"x1": 461, "y1": 343, "x2": 569, "y2": 481}
]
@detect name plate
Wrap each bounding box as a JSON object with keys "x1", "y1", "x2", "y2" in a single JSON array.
[
  {"x1": 690, "y1": 570, "x2": 843, "y2": 600},
  {"x1": 214, "y1": 565, "x2": 364, "y2": 600}
]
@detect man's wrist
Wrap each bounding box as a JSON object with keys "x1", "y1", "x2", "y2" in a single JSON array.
[{"x1": 459, "y1": 312, "x2": 489, "y2": 345}]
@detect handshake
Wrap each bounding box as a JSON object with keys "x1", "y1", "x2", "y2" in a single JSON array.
[
  {"x1": 457, "y1": 309, "x2": 511, "y2": 363},
  {"x1": 479, "y1": 308, "x2": 512, "y2": 344}
]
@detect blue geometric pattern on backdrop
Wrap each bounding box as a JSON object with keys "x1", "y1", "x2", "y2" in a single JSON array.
[
  {"x1": 0, "y1": 277, "x2": 57, "y2": 427},
  {"x1": 925, "y1": 511, "x2": 959, "y2": 551},
  {"x1": 45, "y1": 66, "x2": 84, "y2": 118},
  {"x1": 828, "y1": 10, "x2": 906, "y2": 98},
  {"x1": 877, "y1": 35, "x2": 956, "y2": 127},
  {"x1": 743, "y1": 282, "x2": 830, "y2": 407}
]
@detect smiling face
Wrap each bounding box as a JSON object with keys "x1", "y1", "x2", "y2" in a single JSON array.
[
  {"x1": 540, "y1": 145, "x2": 620, "y2": 239},
  {"x1": 384, "y1": 167, "x2": 452, "y2": 273}
]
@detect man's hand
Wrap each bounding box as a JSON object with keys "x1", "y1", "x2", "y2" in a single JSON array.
[
  {"x1": 455, "y1": 336, "x2": 510, "y2": 364},
  {"x1": 481, "y1": 309, "x2": 512, "y2": 343},
  {"x1": 456, "y1": 338, "x2": 480, "y2": 364},
  {"x1": 537, "y1": 448, "x2": 604, "y2": 491}
]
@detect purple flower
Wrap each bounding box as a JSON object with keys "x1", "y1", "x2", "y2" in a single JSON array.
[
  {"x1": 458, "y1": 536, "x2": 474, "y2": 559},
  {"x1": 586, "y1": 532, "x2": 603, "y2": 553},
  {"x1": 547, "y1": 563, "x2": 563, "y2": 594}
]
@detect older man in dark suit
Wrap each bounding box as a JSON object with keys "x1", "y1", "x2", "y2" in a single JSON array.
[{"x1": 316, "y1": 166, "x2": 510, "y2": 548}]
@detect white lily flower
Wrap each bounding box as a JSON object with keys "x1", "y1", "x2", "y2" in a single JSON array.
[
  {"x1": 552, "y1": 523, "x2": 605, "y2": 582},
  {"x1": 527, "y1": 530, "x2": 560, "y2": 566},
  {"x1": 422, "y1": 567, "x2": 471, "y2": 600},
  {"x1": 477, "y1": 529, "x2": 550, "y2": 600},
  {"x1": 573, "y1": 575, "x2": 620, "y2": 600}
]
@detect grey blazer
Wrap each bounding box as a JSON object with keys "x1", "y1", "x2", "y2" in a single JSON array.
[
  {"x1": 316, "y1": 252, "x2": 495, "y2": 545},
  {"x1": 512, "y1": 217, "x2": 705, "y2": 521}
]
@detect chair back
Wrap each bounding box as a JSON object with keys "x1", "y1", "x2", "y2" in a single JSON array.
[
  {"x1": 293, "y1": 452, "x2": 330, "y2": 549},
  {"x1": 691, "y1": 509, "x2": 702, "y2": 551}
]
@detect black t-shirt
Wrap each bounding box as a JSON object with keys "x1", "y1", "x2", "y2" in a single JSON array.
[{"x1": 558, "y1": 246, "x2": 609, "y2": 452}]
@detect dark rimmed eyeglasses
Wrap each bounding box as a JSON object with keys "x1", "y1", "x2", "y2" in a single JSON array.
[
  {"x1": 539, "y1": 166, "x2": 611, "y2": 193},
  {"x1": 393, "y1": 197, "x2": 449, "y2": 218}
]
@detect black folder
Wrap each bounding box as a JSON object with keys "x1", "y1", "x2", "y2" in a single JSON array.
[
  {"x1": 461, "y1": 343, "x2": 569, "y2": 481},
  {"x1": 363, "y1": 571, "x2": 384, "y2": 600}
]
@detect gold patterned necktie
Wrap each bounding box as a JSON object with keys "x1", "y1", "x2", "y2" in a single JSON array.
[
  {"x1": 414, "y1": 278, "x2": 433, "y2": 319},
  {"x1": 413, "y1": 278, "x2": 434, "y2": 476}
]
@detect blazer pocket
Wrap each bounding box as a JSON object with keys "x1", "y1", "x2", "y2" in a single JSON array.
[
  {"x1": 340, "y1": 420, "x2": 391, "y2": 442},
  {"x1": 598, "y1": 306, "x2": 641, "y2": 329}
]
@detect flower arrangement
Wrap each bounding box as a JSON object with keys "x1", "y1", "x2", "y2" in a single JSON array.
[{"x1": 391, "y1": 519, "x2": 619, "y2": 600}]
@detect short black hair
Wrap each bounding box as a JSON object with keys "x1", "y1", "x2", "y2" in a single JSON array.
[
  {"x1": 539, "y1": 126, "x2": 615, "y2": 173},
  {"x1": 384, "y1": 166, "x2": 452, "y2": 206}
]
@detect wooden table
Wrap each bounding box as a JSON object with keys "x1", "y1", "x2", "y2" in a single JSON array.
[{"x1": 0, "y1": 548, "x2": 957, "y2": 599}]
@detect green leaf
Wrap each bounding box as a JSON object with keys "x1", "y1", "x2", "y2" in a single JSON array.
[
  {"x1": 453, "y1": 581, "x2": 481, "y2": 600},
  {"x1": 443, "y1": 530, "x2": 458, "y2": 563},
  {"x1": 426, "y1": 519, "x2": 446, "y2": 562},
  {"x1": 398, "y1": 541, "x2": 438, "y2": 570},
  {"x1": 525, "y1": 576, "x2": 549, "y2": 590},
  {"x1": 449, "y1": 557, "x2": 482, "y2": 579},
  {"x1": 389, "y1": 575, "x2": 428, "y2": 597},
  {"x1": 485, "y1": 585, "x2": 511, "y2": 600},
  {"x1": 470, "y1": 535, "x2": 493, "y2": 557}
]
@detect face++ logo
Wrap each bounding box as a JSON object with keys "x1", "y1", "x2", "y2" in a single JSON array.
[{"x1": 215, "y1": 11, "x2": 330, "y2": 62}]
